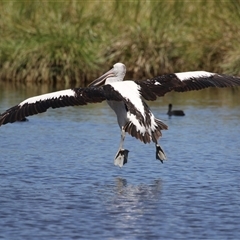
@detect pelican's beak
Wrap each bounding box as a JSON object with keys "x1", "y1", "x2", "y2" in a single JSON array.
[{"x1": 88, "y1": 68, "x2": 115, "y2": 87}]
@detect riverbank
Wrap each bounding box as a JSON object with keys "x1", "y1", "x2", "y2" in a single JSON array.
[{"x1": 1, "y1": 0, "x2": 240, "y2": 85}]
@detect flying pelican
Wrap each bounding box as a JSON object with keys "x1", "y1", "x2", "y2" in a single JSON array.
[
  {"x1": 167, "y1": 104, "x2": 185, "y2": 116},
  {"x1": 1, "y1": 63, "x2": 240, "y2": 167}
]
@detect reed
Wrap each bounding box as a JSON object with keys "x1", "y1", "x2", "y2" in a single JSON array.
[{"x1": 0, "y1": 0, "x2": 240, "y2": 85}]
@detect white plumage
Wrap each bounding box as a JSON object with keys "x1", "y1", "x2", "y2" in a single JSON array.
[
  {"x1": 19, "y1": 89, "x2": 75, "y2": 107},
  {"x1": 175, "y1": 71, "x2": 214, "y2": 81}
]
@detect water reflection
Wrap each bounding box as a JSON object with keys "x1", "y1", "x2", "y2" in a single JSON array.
[
  {"x1": 114, "y1": 177, "x2": 162, "y2": 198},
  {"x1": 105, "y1": 177, "x2": 162, "y2": 231}
]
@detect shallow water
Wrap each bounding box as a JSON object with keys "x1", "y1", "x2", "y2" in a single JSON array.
[{"x1": 0, "y1": 85, "x2": 240, "y2": 239}]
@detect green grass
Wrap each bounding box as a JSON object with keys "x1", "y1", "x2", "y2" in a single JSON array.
[{"x1": 1, "y1": 0, "x2": 240, "y2": 85}]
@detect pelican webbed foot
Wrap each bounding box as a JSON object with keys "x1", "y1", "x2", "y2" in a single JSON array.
[
  {"x1": 156, "y1": 144, "x2": 167, "y2": 163},
  {"x1": 114, "y1": 149, "x2": 129, "y2": 167}
]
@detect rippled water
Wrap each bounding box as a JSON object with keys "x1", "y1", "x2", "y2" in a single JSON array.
[{"x1": 0, "y1": 86, "x2": 240, "y2": 239}]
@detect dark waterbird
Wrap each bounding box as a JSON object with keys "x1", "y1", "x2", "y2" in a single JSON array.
[
  {"x1": 17, "y1": 117, "x2": 29, "y2": 122},
  {"x1": 1, "y1": 63, "x2": 240, "y2": 167},
  {"x1": 167, "y1": 104, "x2": 185, "y2": 116}
]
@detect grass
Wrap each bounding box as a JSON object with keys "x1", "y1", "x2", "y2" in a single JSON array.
[{"x1": 1, "y1": 0, "x2": 240, "y2": 85}]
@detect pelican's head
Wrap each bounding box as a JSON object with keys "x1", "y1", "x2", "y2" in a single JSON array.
[{"x1": 88, "y1": 63, "x2": 126, "y2": 87}]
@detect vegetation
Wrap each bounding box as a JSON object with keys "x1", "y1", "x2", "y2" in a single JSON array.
[{"x1": 1, "y1": 0, "x2": 240, "y2": 86}]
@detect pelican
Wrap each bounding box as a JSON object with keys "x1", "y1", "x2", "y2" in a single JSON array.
[{"x1": 1, "y1": 63, "x2": 240, "y2": 167}]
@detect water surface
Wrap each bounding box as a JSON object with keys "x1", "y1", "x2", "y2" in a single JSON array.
[{"x1": 0, "y1": 85, "x2": 240, "y2": 239}]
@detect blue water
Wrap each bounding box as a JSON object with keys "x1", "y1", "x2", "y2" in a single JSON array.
[{"x1": 0, "y1": 87, "x2": 240, "y2": 239}]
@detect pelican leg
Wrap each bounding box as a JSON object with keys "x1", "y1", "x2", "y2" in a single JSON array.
[
  {"x1": 155, "y1": 143, "x2": 167, "y2": 163},
  {"x1": 114, "y1": 127, "x2": 129, "y2": 167}
]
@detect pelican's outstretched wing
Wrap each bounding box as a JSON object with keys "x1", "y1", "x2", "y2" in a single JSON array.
[
  {"x1": 0, "y1": 86, "x2": 122, "y2": 126},
  {"x1": 136, "y1": 71, "x2": 240, "y2": 101},
  {"x1": 2, "y1": 69, "x2": 240, "y2": 126}
]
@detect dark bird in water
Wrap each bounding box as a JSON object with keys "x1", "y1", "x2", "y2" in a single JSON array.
[
  {"x1": 17, "y1": 117, "x2": 29, "y2": 122},
  {"x1": 167, "y1": 104, "x2": 185, "y2": 116},
  {"x1": 1, "y1": 63, "x2": 240, "y2": 167}
]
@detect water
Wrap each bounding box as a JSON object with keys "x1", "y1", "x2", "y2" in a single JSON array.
[{"x1": 0, "y1": 85, "x2": 240, "y2": 239}]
